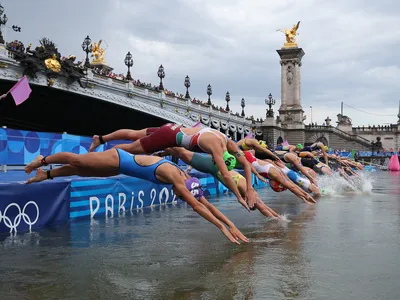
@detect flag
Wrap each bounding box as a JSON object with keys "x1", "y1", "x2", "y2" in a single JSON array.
[
  {"x1": 9, "y1": 75, "x2": 32, "y2": 105},
  {"x1": 245, "y1": 132, "x2": 253, "y2": 139}
]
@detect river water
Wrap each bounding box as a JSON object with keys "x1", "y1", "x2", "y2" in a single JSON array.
[{"x1": 0, "y1": 171, "x2": 399, "y2": 300}]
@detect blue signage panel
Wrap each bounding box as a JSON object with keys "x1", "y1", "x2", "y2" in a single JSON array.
[
  {"x1": 69, "y1": 176, "x2": 178, "y2": 220},
  {"x1": 0, "y1": 180, "x2": 70, "y2": 234}
]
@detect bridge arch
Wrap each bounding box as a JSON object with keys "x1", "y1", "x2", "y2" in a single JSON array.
[{"x1": 316, "y1": 136, "x2": 329, "y2": 147}]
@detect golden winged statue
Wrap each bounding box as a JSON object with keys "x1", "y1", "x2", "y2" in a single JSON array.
[
  {"x1": 91, "y1": 40, "x2": 106, "y2": 63},
  {"x1": 277, "y1": 21, "x2": 301, "y2": 48}
]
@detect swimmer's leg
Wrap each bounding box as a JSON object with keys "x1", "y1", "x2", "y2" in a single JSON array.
[
  {"x1": 89, "y1": 129, "x2": 149, "y2": 152},
  {"x1": 26, "y1": 165, "x2": 119, "y2": 184},
  {"x1": 24, "y1": 149, "x2": 119, "y2": 174}
]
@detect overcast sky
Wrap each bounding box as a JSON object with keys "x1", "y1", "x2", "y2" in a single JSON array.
[{"x1": 3, "y1": 0, "x2": 400, "y2": 126}]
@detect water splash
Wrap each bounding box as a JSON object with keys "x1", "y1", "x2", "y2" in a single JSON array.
[
  {"x1": 278, "y1": 213, "x2": 290, "y2": 222},
  {"x1": 317, "y1": 171, "x2": 374, "y2": 196}
]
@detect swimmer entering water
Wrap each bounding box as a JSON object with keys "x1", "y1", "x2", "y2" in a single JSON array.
[
  {"x1": 88, "y1": 123, "x2": 261, "y2": 210},
  {"x1": 160, "y1": 147, "x2": 280, "y2": 218},
  {"x1": 24, "y1": 149, "x2": 248, "y2": 245}
]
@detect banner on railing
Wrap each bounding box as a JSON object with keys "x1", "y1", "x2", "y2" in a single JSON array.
[
  {"x1": 0, "y1": 128, "x2": 130, "y2": 165},
  {"x1": 0, "y1": 180, "x2": 70, "y2": 234}
]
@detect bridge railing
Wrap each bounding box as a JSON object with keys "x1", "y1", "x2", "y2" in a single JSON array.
[
  {"x1": 305, "y1": 125, "x2": 372, "y2": 146},
  {"x1": 86, "y1": 72, "x2": 253, "y2": 125}
]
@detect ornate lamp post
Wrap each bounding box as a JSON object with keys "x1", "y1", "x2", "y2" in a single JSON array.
[
  {"x1": 241, "y1": 98, "x2": 246, "y2": 117},
  {"x1": 207, "y1": 84, "x2": 212, "y2": 105},
  {"x1": 81, "y1": 35, "x2": 92, "y2": 67},
  {"x1": 0, "y1": 5, "x2": 8, "y2": 45},
  {"x1": 225, "y1": 91, "x2": 230, "y2": 111},
  {"x1": 157, "y1": 64, "x2": 165, "y2": 90},
  {"x1": 124, "y1": 51, "x2": 134, "y2": 80},
  {"x1": 184, "y1": 75, "x2": 191, "y2": 99},
  {"x1": 265, "y1": 93, "x2": 276, "y2": 118}
]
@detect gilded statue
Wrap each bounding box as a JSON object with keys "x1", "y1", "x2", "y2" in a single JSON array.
[
  {"x1": 44, "y1": 54, "x2": 61, "y2": 72},
  {"x1": 91, "y1": 40, "x2": 105, "y2": 63},
  {"x1": 277, "y1": 21, "x2": 301, "y2": 48}
]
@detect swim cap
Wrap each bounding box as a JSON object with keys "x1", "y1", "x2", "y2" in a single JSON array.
[
  {"x1": 213, "y1": 151, "x2": 237, "y2": 171},
  {"x1": 258, "y1": 140, "x2": 267, "y2": 149},
  {"x1": 324, "y1": 146, "x2": 328, "y2": 151},
  {"x1": 296, "y1": 144, "x2": 303, "y2": 150},
  {"x1": 185, "y1": 177, "x2": 203, "y2": 200},
  {"x1": 269, "y1": 180, "x2": 287, "y2": 192},
  {"x1": 223, "y1": 151, "x2": 236, "y2": 171}
]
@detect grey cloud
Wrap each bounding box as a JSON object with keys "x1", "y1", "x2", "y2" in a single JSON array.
[{"x1": 2, "y1": 0, "x2": 399, "y2": 125}]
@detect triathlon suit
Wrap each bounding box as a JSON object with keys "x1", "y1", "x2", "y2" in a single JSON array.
[
  {"x1": 280, "y1": 166, "x2": 311, "y2": 192},
  {"x1": 243, "y1": 151, "x2": 273, "y2": 179},
  {"x1": 301, "y1": 143, "x2": 319, "y2": 152},
  {"x1": 140, "y1": 123, "x2": 228, "y2": 153},
  {"x1": 302, "y1": 158, "x2": 327, "y2": 174},
  {"x1": 238, "y1": 139, "x2": 251, "y2": 151},
  {"x1": 189, "y1": 153, "x2": 244, "y2": 187},
  {"x1": 275, "y1": 145, "x2": 291, "y2": 151},
  {"x1": 116, "y1": 148, "x2": 182, "y2": 184}
]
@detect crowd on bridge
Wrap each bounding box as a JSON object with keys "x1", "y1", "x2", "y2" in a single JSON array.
[{"x1": 23, "y1": 121, "x2": 367, "y2": 245}]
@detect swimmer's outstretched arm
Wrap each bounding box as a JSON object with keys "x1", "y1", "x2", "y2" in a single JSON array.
[
  {"x1": 298, "y1": 151, "x2": 314, "y2": 158},
  {"x1": 173, "y1": 182, "x2": 245, "y2": 244},
  {"x1": 198, "y1": 196, "x2": 249, "y2": 243},
  {"x1": 227, "y1": 140, "x2": 259, "y2": 209},
  {"x1": 269, "y1": 168, "x2": 316, "y2": 204},
  {"x1": 247, "y1": 139, "x2": 281, "y2": 161},
  {"x1": 286, "y1": 154, "x2": 317, "y2": 185},
  {"x1": 319, "y1": 146, "x2": 329, "y2": 165}
]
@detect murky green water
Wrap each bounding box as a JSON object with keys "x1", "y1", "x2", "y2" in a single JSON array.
[{"x1": 0, "y1": 172, "x2": 399, "y2": 300}]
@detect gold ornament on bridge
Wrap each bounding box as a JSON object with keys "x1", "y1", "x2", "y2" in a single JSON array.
[
  {"x1": 91, "y1": 40, "x2": 106, "y2": 63},
  {"x1": 277, "y1": 21, "x2": 301, "y2": 48},
  {"x1": 44, "y1": 54, "x2": 61, "y2": 72}
]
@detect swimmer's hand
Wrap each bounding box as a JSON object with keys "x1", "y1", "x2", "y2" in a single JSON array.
[
  {"x1": 238, "y1": 197, "x2": 251, "y2": 212},
  {"x1": 256, "y1": 173, "x2": 267, "y2": 183},
  {"x1": 310, "y1": 177, "x2": 318, "y2": 186},
  {"x1": 302, "y1": 194, "x2": 316, "y2": 205},
  {"x1": 245, "y1": 188, "x2": 258, "y2": 209},
  {"x1": 229, "y1": 226, "x2": 249, "y2": 243},
  {"x1": 220, "y1": 226, "x2": 241, "y2": 244}
]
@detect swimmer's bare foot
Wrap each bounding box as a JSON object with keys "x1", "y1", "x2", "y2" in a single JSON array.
[
  {"x1": 24, "y1": 155, "x2": 44, "y2": 174},
  {"x1": 26, "y1": 168, "x2": 47, "y2": 184},
  {"x1": 89, "y1": 135, "x2": 101, "y2": 152}
]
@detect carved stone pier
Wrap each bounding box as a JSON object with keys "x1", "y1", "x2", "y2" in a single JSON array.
[{"x1": 277, "y1": 47, "x2": 305, "y2": 130}]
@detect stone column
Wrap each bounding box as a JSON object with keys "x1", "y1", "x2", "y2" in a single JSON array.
[{"x1": 277, "y1": 48, "x2": 305, "y2": 129}]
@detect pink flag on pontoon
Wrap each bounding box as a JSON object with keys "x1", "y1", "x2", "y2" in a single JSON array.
[{"x1": 9, "y1": 76, "x2": 32, "y2": 106}]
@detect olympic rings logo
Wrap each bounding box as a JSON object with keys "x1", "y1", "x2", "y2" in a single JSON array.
[{"x1": 0, "y1": 201, "x2": 40, "y2": 233}]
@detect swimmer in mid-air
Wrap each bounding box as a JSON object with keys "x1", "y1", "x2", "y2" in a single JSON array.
[
  {"x1": 24, "y1": 149, "x2": 248, "y2": 244},
  {"x1": 236, "y1": 138, "x2": 281, "y2": 162},
  {"x1": 159, "y1": 147, "x2": 280, "y2": 218},
  {"x1": 298, "y1": 142, "x2": 329, "y2": 165},
  {"x1": 239, "y1": 150, "x2": 317, "y2": 204},
  {"x1": 88, "y1": 123, "x2": 261, "y2": 209}
]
